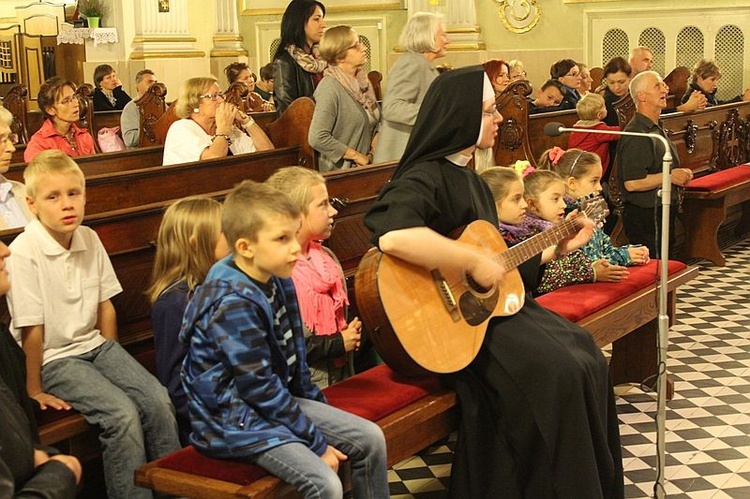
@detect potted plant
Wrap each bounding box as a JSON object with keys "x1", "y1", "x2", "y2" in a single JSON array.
[{"x1": 77, "y1": 0, "x2": 108, "y2": 28}]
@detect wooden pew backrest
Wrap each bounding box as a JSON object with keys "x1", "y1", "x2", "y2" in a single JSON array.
[
  {"x1": 137, "y1": 82, "x2": 168, "y2": 148},
  {"x1": 265, "y1": 97, "x2": 316, "y2": 169},
  {"x1": 492, "y1": 80, "x2": 535, "y2": 167}
]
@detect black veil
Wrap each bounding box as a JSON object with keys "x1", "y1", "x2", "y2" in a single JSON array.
[{"x1": 393, "y1": 65, "x2": 485, "y2": 180}]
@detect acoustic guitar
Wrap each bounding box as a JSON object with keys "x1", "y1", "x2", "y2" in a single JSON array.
[{"x1": 355, "y1": 196, "x2": 608, "y2": 376}]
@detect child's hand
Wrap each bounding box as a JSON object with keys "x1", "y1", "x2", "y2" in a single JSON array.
[
  {"x1": 558, "y1": 210, "x2": 595, "y2": 253},
  {"x1": 341, "y1": 318, "x2": 362, "y2": 352},
  {"x1": 320, "y1": 445, "x2": 348, "y2": 472},
  {"x1": 628, "y1": 246, "x2": 650, "y2": 265},
  {"x1": 593, "y1": 260, "x2": 629, "y2": 282},
  {"x1": 32, "y1": 391, "x2": 71, "y2": 411}
]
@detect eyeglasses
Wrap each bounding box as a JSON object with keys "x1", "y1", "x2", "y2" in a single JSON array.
[
  {"x1": 564, "y1": 70, "x2": 581, "y2": 78},
  {"x1": 0, "y1": 133, "x2": 18, "y2": 146},
  {"x1": 511, "y1": 71, "x2": 527, "y2": 80},
  {"x1": 59, "y1": 95, "x2": 78, "y2": 106},
  {"x1": 348, "y1": 40, "x2": 364, "y2": 51},
  {"x1": 199, "y1": 93, "x2": 224, "y2": 101},
  {"x1": 482, "y1": 104, "x2": 501, "y2": 118}
]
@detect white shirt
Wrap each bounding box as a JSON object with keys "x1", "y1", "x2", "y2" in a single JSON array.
[
  {"x1": 162, "y1": 118, "x2": 256, "y2": 166},
  {"x1": 7, "y1": 219, "x2": 123, "y2": 365},
  {"x1": 0, "y1": 179, "x2": 30, "y2": 229}
]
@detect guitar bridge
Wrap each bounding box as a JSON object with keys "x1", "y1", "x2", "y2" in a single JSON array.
[{"x1": 431, "y1": 269, "x2": 461, "y2": 322}]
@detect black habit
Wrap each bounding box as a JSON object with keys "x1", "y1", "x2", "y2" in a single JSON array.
[{"x1": 364, "y1": 66, "x2": 624, "y2": 498}]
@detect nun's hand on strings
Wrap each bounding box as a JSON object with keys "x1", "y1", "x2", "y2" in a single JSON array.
[{"x1": 468, "y1": 252, "x2": 505, "y2": 290}]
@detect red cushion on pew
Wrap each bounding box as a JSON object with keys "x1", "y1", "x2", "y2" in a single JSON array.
[
  {"x1": 536, "y1": 260, "x2": 687, "y2": 323},
  {"x1": 323, "y1": 364, "x2": 443, "y2": 422},
  {"x1": 687, "y1": 164, "x2": 750, "y2": 191},
  {"x1": 158, "y1": 445, "x2": 269, "y2": 485},
  {"x1": 155, "y1": 365, "x2": 442, "y2": 486}
]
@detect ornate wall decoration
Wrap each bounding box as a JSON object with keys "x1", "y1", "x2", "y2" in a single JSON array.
[{"x1": 496, "y1": 0, "x2": 541, "y2": 34}]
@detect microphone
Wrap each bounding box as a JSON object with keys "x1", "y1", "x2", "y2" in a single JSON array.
[{"x1": 544, "y1": 119, "x2": 674, "y2": 498}]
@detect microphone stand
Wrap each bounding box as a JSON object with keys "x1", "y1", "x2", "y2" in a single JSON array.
[{"x1": 545, "y1": 124, "x2": 671, "y2": 498}]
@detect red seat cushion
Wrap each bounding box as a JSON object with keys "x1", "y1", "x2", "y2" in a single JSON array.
[
  {"x1": 323, "y1": 364, "x2": 443, "y2": 422},
  {"x1": 536, "y1": 260, "x2": 687, "y2": 323},
  {"x1": 687, "y1": 164, "x2": 750, "y2": 192},
  {"x1": 155, "y1": 365, "x2": 443, "y2": 486},
  {"x1": 157, "y1": 446, "x2": 269, "y2": 485}
]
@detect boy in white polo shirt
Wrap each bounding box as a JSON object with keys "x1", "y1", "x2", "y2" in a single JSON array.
[{"x1": 6, "y1": 150, "x2": 180, "y2": 499}]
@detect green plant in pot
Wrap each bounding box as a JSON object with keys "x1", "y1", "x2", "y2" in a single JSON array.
[{"x1": 78, "y1": 0, "x2": 108, "y2": 28}]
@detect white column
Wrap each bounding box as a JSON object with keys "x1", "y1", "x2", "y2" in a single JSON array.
[
  {"x1": 211, "y1": 0, "x2": 249, "y2": 87},
  {"x1": 131, "y1": 0, "x2": 203, "y2": 59}
]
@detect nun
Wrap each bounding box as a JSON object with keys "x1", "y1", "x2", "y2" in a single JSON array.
[{"x1": 364, "y1": 66, "x2": 624, "y2": 499}]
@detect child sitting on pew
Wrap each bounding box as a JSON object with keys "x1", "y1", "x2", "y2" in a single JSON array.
[
  {"x1": 179, "y1": 180, "x2": 388, "y2": 498},
  {"x1": 148, "y1": 196, "x2": 230, "y2": 445},
  {"x1": 528, "y1": 79, "x2": 566, "y2": 114},
  {"x1": 541, "y1": 147, "x2": 650, "y2": 268},
  {"x1": 6, "y1": 150, "x2": 181, "y2": 499},
  {"x1": 266, "y1": 167, "x2": 361, "y2": 388},
  {"x1": 481, "y1": 164, "x2": 623, "y2": 294},
  {"x1": 568, "y1": 93, "x2": 621, "y2": 177}
]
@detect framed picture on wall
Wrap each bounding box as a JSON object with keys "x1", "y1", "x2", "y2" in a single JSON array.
[{"x1": 158, "y1": 0, "x2": 170, "y2": 13}]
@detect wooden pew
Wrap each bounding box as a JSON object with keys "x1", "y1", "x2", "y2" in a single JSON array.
[{"x1": 137, "y1": 82, "x2": 168, "y2": 148}]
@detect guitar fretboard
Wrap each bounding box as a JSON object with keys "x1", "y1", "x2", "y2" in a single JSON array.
[{"x1": 497, "y1": 218, "x2": 578, "y2": 270}]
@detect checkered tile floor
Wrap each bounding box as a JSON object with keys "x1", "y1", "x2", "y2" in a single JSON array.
[{"x1": 388, "y1": 239, "x2": 750, "y2": 498}]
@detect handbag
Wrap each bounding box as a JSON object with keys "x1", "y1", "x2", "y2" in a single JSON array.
[{"x1": 97, "y1": 126, "x2": 127, "y2": 152}]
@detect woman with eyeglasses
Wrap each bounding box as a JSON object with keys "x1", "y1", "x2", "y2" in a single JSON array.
[
  {"x1": 373, "y1": 12, "x2": 448, "y2": 164},
  {"x1": 308, "y1": 25, "x2": 380, "y2": 172},
  {"x1": 162, "y1": 76, "x2": 274, "y2": 166},
  {"x1": 24, "y1": 77, "x2": 97, "y2": 162},
  {"x1": 508, "y1": 59, "x2": 527, "y2": 82},
  {"x1": 273, "y1": 0, "x2": 327, "y2": 115},
  {"x1": 550, "y1": 59, "x2": 583, "y2": 110},
  {"x1": 577, "y1": 63, "x2": 594, "y2": 96}
]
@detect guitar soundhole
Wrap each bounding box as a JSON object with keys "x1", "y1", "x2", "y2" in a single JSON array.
[{"x1": 466, "y1": 274, "x2": 490, "y2": 294}]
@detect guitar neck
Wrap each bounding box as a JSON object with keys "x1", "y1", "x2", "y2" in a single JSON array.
[{"x1": 498, "y1": 218, "x2": 578, "y2": 269}]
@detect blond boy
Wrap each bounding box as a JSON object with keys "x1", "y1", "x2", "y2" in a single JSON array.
[
  {"x1": 569, "y1": 92, "x2": 621, "y2": 174},
  {"x1": 180, "y1": 180, "x2": 387, "y2": 498},
  {"x1": 6, "y1": 150, "x2": 180, "y2": 499}
]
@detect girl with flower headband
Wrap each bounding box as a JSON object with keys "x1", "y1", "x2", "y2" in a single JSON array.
[{"x1": 539, "y1": 147, "x2": 650, "y2": 272}]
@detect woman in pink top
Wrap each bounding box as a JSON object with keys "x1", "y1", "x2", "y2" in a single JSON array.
[
  {"x1": 266, "y1": 166, "x2": 362, "y2": 388},
  {"x1": 24, "y1": 77, "x2": 96, "y2": 162}
]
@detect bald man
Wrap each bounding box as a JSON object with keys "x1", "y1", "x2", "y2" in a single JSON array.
[
  {"x1": 630, "y1": 46, "x2": 706, "y2": 112},
  {"x1": 616, "y1": 71, "x2": 694, "y2": 256}
]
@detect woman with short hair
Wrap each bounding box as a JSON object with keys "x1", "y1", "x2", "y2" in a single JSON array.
[
  {"x1": 24, "y1": 77, "x2": 97, "y2": 162},
  {"x1": 162, "y1": 76, "x2": 273, "y2": 166},
  {"x1": 682, "y1": 59, "x2": 750, "y2": 107},
  {"x1": 308, "y1": 25, "x2": 380, "y2": 172},
  {"x1": 550, "y1": 59, "x2": 582, "y2": 109},
  {"x1": 92, "y1": 64, "x2": 132, "y2": 111},
  {"x1": 372, "y1": 11, "x2": 448, "y2": 164}
]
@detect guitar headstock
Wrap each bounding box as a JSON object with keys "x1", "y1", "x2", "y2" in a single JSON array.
[{"x1": 577, "y1": 193, "x2": 610, "y2": 227}]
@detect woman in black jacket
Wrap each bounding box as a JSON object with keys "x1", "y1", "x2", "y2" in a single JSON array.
[
  {"x1": 92, "y1": 64, "x2": 132, "y2": 111},
  {"x1": 272, "y1": 0, "x2": 327, "y2": 114},
  {"x1": 682, "y1": 59, "x2": 750, "y2": 107}
]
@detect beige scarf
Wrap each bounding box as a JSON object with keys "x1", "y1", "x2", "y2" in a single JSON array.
[
  {"x1": 286, "y1": 44, "x2": 327, "y2": 74},
  {"x1": 324, "y1": 65, "x2": 380, "y2": 123}
]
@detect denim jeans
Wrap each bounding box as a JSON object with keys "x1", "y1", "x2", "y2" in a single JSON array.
[
  {"x1": 42, "y1": 340, "x2": 181, "y2": 499},
  {"x1": 253, "y1": 397, "x2": 388, "y2": 499}
]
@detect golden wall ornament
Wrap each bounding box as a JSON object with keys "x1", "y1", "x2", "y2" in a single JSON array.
[{"x1": 496, "y1": 0, "x2": 541, "y2": 34}]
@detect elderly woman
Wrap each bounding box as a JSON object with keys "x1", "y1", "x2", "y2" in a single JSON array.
[
  {"x1": 0, "y1": 106, "x2": 31, "y2": 229},
  {"x1": 508, "y1": 59, "x2": 527, "y2": 82},
  {"x1": 483, "y1": 59, "x2": 511, "y2": 98},
  {"x1": 372, "y1": 12, "x2": 448, "y2": 164},
  {"x1": 24, "y1": 77, "x2": 97, "y2": 162},
  {"x1": 162, "y1": 76, "x2": 274, "y2": 166},
  {"x1": 577, "y1": 62, "x2": 594, "y2": 96},
  {"x1": 600, "y1": 56, "x2": 632, "y2": 126},
  {"x1": 273, "y1": 0, "x2": 327, "y2": 114},
  {"x1": 308, "y1": 25, "x2": 379, "y2": 172},
  {"x1": 683, "y1": 59, "x2": 750, "y2": 107},
  {"x1": 550, "y1": 59, "x2": 582, "y2": 109},
  {"x1": 224, "y1": 62, "x2": 274, "y2": 112},
  {"x1": 92, "y1": 64, "x2": 132, "y2": 111}
]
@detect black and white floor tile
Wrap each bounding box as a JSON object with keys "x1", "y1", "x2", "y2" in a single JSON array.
[{"x1": 388, "y1": 239, "x2": 750, "y2": 498}]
